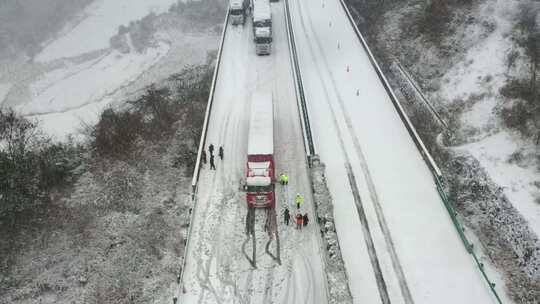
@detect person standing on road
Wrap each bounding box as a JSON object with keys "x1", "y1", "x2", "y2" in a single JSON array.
[
  {"x1": 303, "y1": 213, "x2": 309, "y2": 227},
  {"x1": 295, "y1": 193, "x2": 304, "y2": 209},
  {"x1": 210, "y1": 154, "x2": 216, "y2": 170},
  {"x1": 218, "y1": 146, "x2": 224, "y2": 160},
  {"x1": 284, "y1": 207, "x2": 290, "y2": 226},
  {"x1": 295, "y1": 212, "x2": 303, "y2": 230},
  {"x1": 209, "y1": 144, "x2": 214, "y2": 156},
  {"x1": 279, "y1": 173, "x2": 288, "y2": 185}
]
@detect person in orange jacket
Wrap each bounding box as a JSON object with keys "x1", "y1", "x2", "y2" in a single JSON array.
[{"x1": 295, "y1": 212, "x2": 303, "y2": 230}]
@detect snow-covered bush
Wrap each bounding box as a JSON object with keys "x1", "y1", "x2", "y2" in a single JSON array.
[
  {"x1": 445, "y1": 152, "x2": 540, "y2": 302},
  {"x1": 0, "y1": 109, "x2": 82, "y2": 224},
  {"x1": 91, "y1": 108, "x2": 145, "y2": 159},
  {"x1": 90, "y1": 65, "x2": 212, "y2": 163}
]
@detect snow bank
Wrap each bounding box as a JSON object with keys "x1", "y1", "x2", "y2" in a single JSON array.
[
  {"x1": 36, "y1": 0, "x2": 179, "y2": 62},
  {"x1": 310, "y1": 156, "x2": 353, "y2": 304}
]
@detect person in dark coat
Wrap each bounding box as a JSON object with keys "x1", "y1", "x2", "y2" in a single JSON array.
[
  {"x1": 201, "y1": 150, "x2": 207, "y2": 164},
  {"x1": 218, "y1": 146, "x2": 224, "y2": 160},
  {"x1": 209, "y1": 144, "x2": 214, "y2": 156},
  {"x1": 210, "y1": 155, "x2": 216, "y2": 170},
  {"x1": 284, "y1": 208, "x2": 290, "y2": 226},
  {"x1": 303, "y1": 213, "x2": 309, "y2": 227}
]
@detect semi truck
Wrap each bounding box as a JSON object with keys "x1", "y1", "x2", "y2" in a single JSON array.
[
  {"x1": 245, "y1": 91, "x2": 275, "y2": 209},
  {"x1": 229, "y1": 0, "x2": 248, "y2": 25},
  {"x1": 252, "y1": 0, "x2": 272, "y2": 55}
]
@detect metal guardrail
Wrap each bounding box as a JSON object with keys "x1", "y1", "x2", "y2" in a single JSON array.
[
  {"x1": 338, "y1": 0, "x2": 503, "y2": 302},
  {"x1": 282, "y1": 0, "x2": 315, "y2": 157},
  {"x1": 190, "y1": 10, "x2": 231, "y2": 194},
  {"x1": 176, "y1": 10, "x2": 230, "y2": 300}
]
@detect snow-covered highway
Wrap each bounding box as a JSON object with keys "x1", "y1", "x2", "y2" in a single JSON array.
[
  {"x1": 287, "y1": 0, "x2": 498, "y2": 303},
  {"x1": 178, "y1": 2, "x2": 327, "y2": 303},
  {"x1": 179, "y1": 0, "x2": 503, "y2": 303}
]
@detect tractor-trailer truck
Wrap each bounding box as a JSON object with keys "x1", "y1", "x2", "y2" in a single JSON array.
[
  {"x1": 252, "y1": 0, "x2": 272, "y2": 55},
  {"x1": 246, "y1": 91, "x2": 275, "y2": 208},
  {"x1": 229, "y1": 0, "x2": 248, "y2": 25}
]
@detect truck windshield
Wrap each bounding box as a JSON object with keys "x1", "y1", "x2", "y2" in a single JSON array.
[
  {"x1": 255, "y1": 37, "x2": 272, "y2": 44},
  {"x1": 246, "y1": 185, "x2": 272, "y2": 193},
  {"x1": 230, "y1": 9, "x2": 243, "y2": 15},
  {"x1": 253, "y1": 20, "x2": 271, "y2": 28}
]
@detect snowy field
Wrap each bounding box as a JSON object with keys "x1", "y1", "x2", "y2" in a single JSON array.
[
  {"x1": 438, "y1": 0, "x2": 517, "y2": 139},
  {"x1": 18, "y1": 42, "x2": 169, "y2": 134},
  {"x1": 179, "y1": 3, "x2": 328, "y2": 303},
  {"x1": 35, "y1": 0, "x2": 180, "y2": 62},
  {"x1": 437, "y1": 0, "x2": 540, "y2": 240},
  {"x1": 459, "y1": 132, "x2": 540, "y2": 236},
  {"x1": 288, "y1": 0, "x2": 499, "y2": 303},
  {"x1": 1, "y1": 0, "x2": 218, "y2": 140}
]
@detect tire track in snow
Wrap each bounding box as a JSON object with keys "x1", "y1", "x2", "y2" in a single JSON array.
[
  {"x1": 197, "y1": 184, "x2": 225, "y2": 302},
  {"x1": 300, "y1": 248, "x2": 314, "y2": 304},
  {"x1": 276, "y1": 186, "x2": 297, "y2": 304},
  {"x1": 202, "y1": 25, "x2": 252, "y2": 302},
  {"x1": 213, "y1": 89, "x2": 242, "y2": 299},
  {"x1": 291, "y1": 0, "x2": 391, "y2": 303},
  {"x1": 228, "y1": 107, "x2": 250, "y2": 303},
  {"x1": 298, "y1": 2, "x2": 414, "y2": 303},
  {"x1": 194, "y1": 94, "x2": 234, "y2": 304},
  {"x1": 205, "y1": 73, "x2": 243, "y2": 301},
  {"x1": 195, "y1": 170, "x2": 218, "y2": 304},
  {"x1": 262, "y1": 262, "x2": 274, "y2": 304}
]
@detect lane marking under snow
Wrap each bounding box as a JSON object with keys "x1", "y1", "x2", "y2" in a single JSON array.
[
  {"x1": 289, "y1": 2, "x2": 391, "y2": 301},
  {"x1": 295, "y1": 1, "x2": 415, "y2": 303}
]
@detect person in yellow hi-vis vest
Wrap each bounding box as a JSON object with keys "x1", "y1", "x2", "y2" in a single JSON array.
[
  {"x1": 295, "y1": 193, "x2": 304, "y2": 209},
  {"x1": 279, "y1": 172, "x2": 289, "y2": 185}
]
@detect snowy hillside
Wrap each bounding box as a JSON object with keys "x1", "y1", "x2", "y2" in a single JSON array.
[
  {"x1": 34, "y1": 0, "x2": 181, "y2": 62},
  {"x1": 0, "y1": 1, "x2": 225, "y2": 302},
  {"x1": 347, "y1": 0, "x2": 540, "y2": 301},
  {"x1": 0, "y1": 0, "x2": 222, "y2": 140}
]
